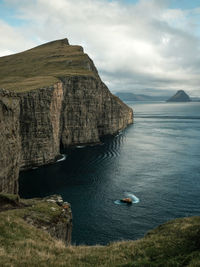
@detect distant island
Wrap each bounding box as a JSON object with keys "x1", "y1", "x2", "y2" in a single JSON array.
[
  {"x1": 116, "y1": 90, "x2": 200, "y2": 102},
  {"x1": 166, "y1": 90, "x2": 191, "y2": 102},
  {"x1": 115, "y1": 92, "x2": 167, "y2": 101}
]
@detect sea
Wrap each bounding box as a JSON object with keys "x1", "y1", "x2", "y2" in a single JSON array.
[{"x1": 19, "y1": 101, "x2": 200, "y2": 245}]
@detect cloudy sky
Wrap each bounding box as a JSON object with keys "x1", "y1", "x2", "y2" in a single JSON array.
[{"x1": 1, "y1": 0, "x2": 200, "y2": 96}]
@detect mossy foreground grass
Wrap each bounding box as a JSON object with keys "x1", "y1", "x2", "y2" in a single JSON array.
[
  {"x1": 0, "y1": 38, "x2": 96, "y2": 92},
  {"x1": 0, "y1": 194, "x2": 200, "y2": 266}
]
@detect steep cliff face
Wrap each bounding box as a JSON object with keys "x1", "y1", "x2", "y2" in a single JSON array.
[
  {"x1": 0, "y1": 38, "x2": 133, "y2": 193},
  {"x1": 19, "y1": 83, "x2": 64, "y2": 169},
  {"x1": 0, "y1": 90, "x2": 21, "y2": 193},
  {"x1": 18, "y1": 76, "x2": 132, "y2": 166},
  {"x1": 61, "y1": 76, "x2": 133, "y2": 146}
]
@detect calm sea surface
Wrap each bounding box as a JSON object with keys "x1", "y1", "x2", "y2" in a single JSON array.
[{"x1": 19, "y1": 101, "x2": 200, "y2": 245}]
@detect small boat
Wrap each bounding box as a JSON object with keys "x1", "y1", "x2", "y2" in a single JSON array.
[{"x1": 120, "y1": 197, "x2": 132, "y2": 204}]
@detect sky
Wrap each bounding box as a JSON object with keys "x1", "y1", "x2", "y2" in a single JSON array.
[{"x1": 1, "y1": 0, "x2": 200, "y2": 96}]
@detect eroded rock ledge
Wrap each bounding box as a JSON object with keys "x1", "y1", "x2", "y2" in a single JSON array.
[{"x1": 0, "y1": 193, "x2": 72, "y2": 245}]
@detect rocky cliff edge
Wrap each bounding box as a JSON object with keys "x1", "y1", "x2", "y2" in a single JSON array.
[
  {"x1": 0, "y1": 193, "x2": 72, "y2": 245},
  {"x1": 0, "y1": 204, "x2": 199, "y2": 266}
]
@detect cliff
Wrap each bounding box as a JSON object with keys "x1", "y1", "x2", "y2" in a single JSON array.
[
  {"x1": 167, "y1": 90, "x2": 191, "y2": 102},
  {"x1": 0, "y1": 200, "x2": 199, "y2": 266},
  {"x1": 0, "y1": 89, "x2": 21, "y2": 193},
  {"x1": 0, "y1": 38, "x2": 133, "y2": 193}
]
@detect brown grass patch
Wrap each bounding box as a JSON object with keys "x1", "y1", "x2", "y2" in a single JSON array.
[{"x1": 0, "y1": 39, "x2": 97, "y2": 92}]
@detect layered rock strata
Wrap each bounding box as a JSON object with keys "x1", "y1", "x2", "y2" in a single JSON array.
[
  {"x1": 0, "y1": 90, "x2": 21, "y2": 193},
  {"x1": 60, "y1": 76, "x2": 133, "y2": 146},
  {"x1": 19, "y1": 83, "x2": 64, "y2": 169},
  {"x1": 0, "y1": 39, "x2": 133, "y2": 193}
]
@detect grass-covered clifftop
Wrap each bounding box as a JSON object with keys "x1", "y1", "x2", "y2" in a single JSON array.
[
  {"x1": 0, "y1": 38, "x2": 97, "y2": 92},
  {"x1": 0, "y1": 194, "x2": 200, "y2": 267}
]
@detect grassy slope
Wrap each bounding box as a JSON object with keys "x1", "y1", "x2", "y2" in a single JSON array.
[
  {"x1": 0, "y1": 195, "x2": 200, "y2": 266},
  {"x1": 0, "y1": 39, "x2": 96, "y2": 92}
]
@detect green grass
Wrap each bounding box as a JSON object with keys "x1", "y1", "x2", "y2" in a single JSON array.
[
  {"x1": 0, "y1": 194, "x2": 200, "y2": 266},
  {"x1": 0, "y1": 38, "x2": 97, "y2": 92}
]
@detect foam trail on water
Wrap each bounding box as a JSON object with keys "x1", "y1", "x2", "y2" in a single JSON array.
[
  {"x1": 115, "y1": 131, "x2": 123, "y2": 137},
  {"x1": 76, "y1": 145, "x2": 86, "y2": 148},
  {"x1": 57, "y1": 154, "x2": 67, "y2": 162},
  {"x1": 125, "y1": 192, "x2": 140, "y2": 203},
  {"x1": 114, "y1": 200, "x2": 122, "y2": 205}
]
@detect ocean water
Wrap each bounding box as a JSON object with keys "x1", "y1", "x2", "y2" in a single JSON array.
[{"x1": 19, "y1": 101, "x2": 200, "y2": 245}]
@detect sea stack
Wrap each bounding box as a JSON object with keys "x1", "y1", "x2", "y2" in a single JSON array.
[
  {"x1": 0, "y1": 38, "x2": 133, "y2": 194},
  {"x1": 167, "y1": 90, "x2": 191, "y2": 102}
]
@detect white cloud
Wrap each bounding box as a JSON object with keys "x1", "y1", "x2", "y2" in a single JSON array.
[
  {"x1": 0, "y1": 19, "x2": 35, "y2": 55},
  {"x1": 1, "y1": 0, "x2": 200, "y2": 96}
]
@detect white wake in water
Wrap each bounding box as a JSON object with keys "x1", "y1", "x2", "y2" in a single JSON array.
[
  {"x1": 115, "y1": 131, "x2": 123, "y2": 137},
  {"x1": 114, "y1": 192, "x2": 140, "y2": 205},
  {"x1": 56, "y1": 154, "x2": 67, "y2": 162},
  {"x1": 125, "y1": 192, "x2": 140, "y2": 203}
]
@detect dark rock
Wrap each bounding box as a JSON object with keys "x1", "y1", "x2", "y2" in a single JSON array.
[
  {"x1": 0, "y1": 193, "x2": 22, "y2": 211},
  {"x1": 39, "y1": 195, "x2": 72, "y2": 245}
]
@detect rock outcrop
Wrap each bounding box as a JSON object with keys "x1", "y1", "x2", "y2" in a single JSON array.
[
  {"x1": 43, "y1": 195, "x2": 72, "y2": 244},
  {"x1": 0, "y1": 193, "x2": 72, "y2": 245},
  {"x1": 0, "y1": 38, "x2": 133, "y2": 193},
  {"x1": 167, "y1": 90, "x2": 191, "y2": 102}
]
